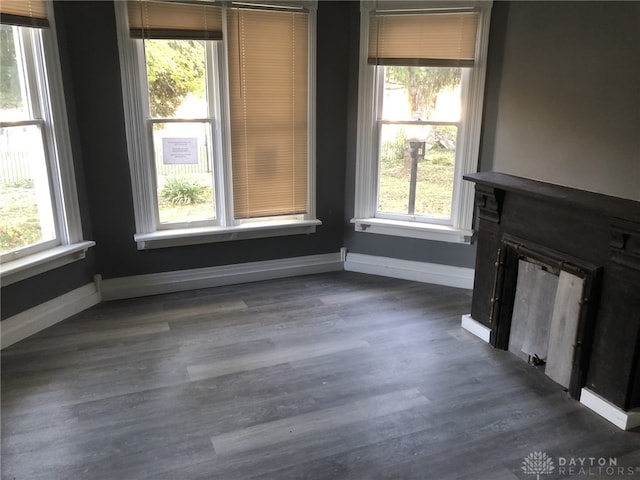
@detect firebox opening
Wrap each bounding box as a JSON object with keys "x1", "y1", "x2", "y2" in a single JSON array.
[{"x1": 508, "y1": 258, "x2": 585, "y2": 389}]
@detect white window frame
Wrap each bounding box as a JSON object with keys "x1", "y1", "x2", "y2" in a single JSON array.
[
  {"x1": 352, "y1": 0, "x2": 492, "y2": 244},
  {"x1": 114, "y1": 2, "x2": 319, "y2": 250},
  {"x1": 0, "y1": 6, "x2": 94, "y2": 287}
]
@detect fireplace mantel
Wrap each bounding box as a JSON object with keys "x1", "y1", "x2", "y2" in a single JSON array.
[
  {"x1": 464, "y1": 172, "x2": 640, "y2": 422},
  {"x1": 465, "y1": 172, "x2": 640, "y2": 224}
]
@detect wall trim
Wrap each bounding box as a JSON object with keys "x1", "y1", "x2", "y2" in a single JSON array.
[
  {"x1": 580, "y1": 388, "x2": 640, "y2": 431},
  {"x1": 461, "y1": 314, "x2": 491, "y2": 342},
  {"x1": 344, "y1": 252, "x2": 474, "y2": 290},
  {"x1": 100, "y1": 252, "x2": 344, "y2": 301},
  {"x1": 1, "y1": 282, "x2": 101, "y2": 349}
]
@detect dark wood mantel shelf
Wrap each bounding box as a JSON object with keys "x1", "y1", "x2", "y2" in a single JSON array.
[
  {"x1": 465, "y1": 172, "x2": 640, "y2": 223},
  {"x1": 464, "y1": 172, "x2": 640, "y2": 412}
]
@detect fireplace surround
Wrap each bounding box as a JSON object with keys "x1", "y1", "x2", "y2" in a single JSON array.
[{"x1": 463, "y1": 172, "x2": 640, "y2": 429}]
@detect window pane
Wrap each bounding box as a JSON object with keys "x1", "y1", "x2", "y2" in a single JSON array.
[
  {"x1": 152, "y1": 121, "x2": 215, "y2": 224},
  {"x1": 378, "y1": 124, "x2": 410, "y2": 215},
  {"x1": 0, "y1": 124, "x2": 56, "y2": 254},
  {"x1": 382, "y1": 66, "x2": 462, "y2": 122},
  {"x1": 378, "y1": 124, "x2": 455, "y2": 218},
  {"x1": 414, "y1": 126, "x2": 456, "y2": 218},
  {"x1": 144, "y1": 39, "x2": 207, "y2": 119},
  {"x1": 0, "y1": 25, "x2": 31, "y2": 121}
]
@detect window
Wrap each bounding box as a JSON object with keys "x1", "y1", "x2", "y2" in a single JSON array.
[
  {"x1": 0, "y1": 0, "x2": 93, "y2": 285},
  {"x1": 353, "y1": 1, "x2": 492, "y2": 244},
  {"x1": 115, "y1": 0, "x2": 318, "y2": 250}
]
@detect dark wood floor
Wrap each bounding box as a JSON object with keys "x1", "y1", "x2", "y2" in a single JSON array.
[{"x1": 2, "y1": 272, "x2": 640, "y2": 480}]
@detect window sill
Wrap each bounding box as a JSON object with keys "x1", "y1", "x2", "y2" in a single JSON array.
[
  {"x1": 0, "y1": 241, "x2": 96, "y2": 287},
  {"x1": 351, "y1": 218, "x2": 472, "y2": 244},
  {"x1": 134, "y1": 219, "x2": 322, "y2": 250}
]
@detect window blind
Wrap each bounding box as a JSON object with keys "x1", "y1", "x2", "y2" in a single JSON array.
[
  {"x1": 227, "y1": 7, "x2": 308, "y2": 219},
  {"x1": 0, "y1": 0, "x2": 49, "y2": 28},
  {"x1": 368, "y1": 11, "x2": 479, "y2": 67},
  {"x1": 127, "y1": 0, "x2": 223, "y2": 40}
]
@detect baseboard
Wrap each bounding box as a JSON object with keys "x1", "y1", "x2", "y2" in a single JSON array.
[
  {"x1": 1, "y1": 282, "x2": 101, "y2": 349},
  {"x1": 344, "y1": 253, "x2": 474, "y2": 290},
  {"x1": 580, "y1": 388, "x2": 640, "y2": 430},
  {"x1": 100, "y1": 252, "x2": 344, "y2": 301},
  {"x1": 461, "y1": 314, "x2": 491, "y2": 342},
  {"x1": 1, "y1": 251, "x2": 467, "y2": 346}
]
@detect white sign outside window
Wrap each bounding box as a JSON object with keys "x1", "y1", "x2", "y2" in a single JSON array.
[{"x1": 162, "y1": 137, "x2": 198, "y2": 165}]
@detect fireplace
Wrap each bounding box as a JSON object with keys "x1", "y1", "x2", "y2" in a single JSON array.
[
  {"x1": 488, "y1": 237, "x2": 601, "y2": 399},
  {"x1": 463, "y1": 172, "x2": 640, "y2": 429}
]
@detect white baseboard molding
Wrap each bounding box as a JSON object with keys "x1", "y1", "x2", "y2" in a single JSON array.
[
  {"x1": 461, "y1": 314, "x2": 491, "y2": 343},
  {"x1": 580, "y1": 388, "x2": 640, "y2": 430},
  {"x1": 100, "y1": 252, "x2": 344, "y2": 301},
  {"x1": 1, "y1": 282, "x2": 101, "y2": 349},
  {"x1": 344, "y1": 253, "x2": 474, "y2": 290}
]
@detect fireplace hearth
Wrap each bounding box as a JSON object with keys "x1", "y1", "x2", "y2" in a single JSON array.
[{"x1": 464, "y1": 172, "x2": 640, "y2": 427}]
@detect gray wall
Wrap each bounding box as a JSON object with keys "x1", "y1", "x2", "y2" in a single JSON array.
[
  {"x1": 4, "y1": 1, "x2": 639, "y2": 320},
  {"x1": 480, "y1": 1, "x2": 640, "y2": 201}
]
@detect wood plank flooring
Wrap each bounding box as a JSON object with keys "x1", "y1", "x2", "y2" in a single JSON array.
[{"x1": 2, "y1": 272, "x2": 640, "y2": 479}]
